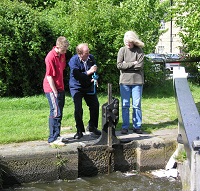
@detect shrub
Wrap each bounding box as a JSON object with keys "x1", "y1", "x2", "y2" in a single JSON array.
[
  {"x1": 42, "y1": 0, "x2": 168, "y2": 92},
  {"x1": 143, "y1": 57, "x2": 166, "y2": 87},
  {"x1": 0, "y1": 0, "x2": 55, "y2": 96},
  {"x1": 0, "y1": 0, "x2": 168, "y2": 96}
]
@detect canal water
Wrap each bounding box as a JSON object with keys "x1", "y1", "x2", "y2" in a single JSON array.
[{"x1": 3, "y1": 171, "x2": 182, "y2": 191}]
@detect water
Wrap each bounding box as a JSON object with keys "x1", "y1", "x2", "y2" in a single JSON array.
[{"x1": 3, "y1": 171, "x2": 182, "y2": 191}]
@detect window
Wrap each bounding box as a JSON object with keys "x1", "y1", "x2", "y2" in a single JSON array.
[
  {"x1": 158, "y1": 46, "x2": 164, "y2": 53},
  {"x1": 160, "y1": 20, "x2": 165, "y2": 30}
]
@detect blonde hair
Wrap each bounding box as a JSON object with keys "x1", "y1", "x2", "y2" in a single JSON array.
[
  {"x1": 124, "y1": 31, "x2": 144, "y2": 48},
  {"x1": 56, "y1": 36, "x2": 69, "y2": 49}
]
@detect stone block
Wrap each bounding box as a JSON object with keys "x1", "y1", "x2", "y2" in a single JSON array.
[
  {"x1": 0, "y1": 150, "x2": 78, "y2": 186},
  {"x1": 137, "y1": 139, "x2": 177, "y2": 171}
]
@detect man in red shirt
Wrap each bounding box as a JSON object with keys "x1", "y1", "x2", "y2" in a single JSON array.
[{"x1": 43, "y1": 36, "x2": 69, "y2": 146}]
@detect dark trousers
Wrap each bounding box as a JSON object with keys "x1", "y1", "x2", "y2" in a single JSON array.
[
  {"x1": 45, "y1": 91, "x2": 65, "y2": 143},
  {"x1": 73, "y1": 92, "x2": 99, "y2": 133}
]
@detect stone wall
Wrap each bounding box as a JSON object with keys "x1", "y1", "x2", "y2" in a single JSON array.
[
  {"x1": 0, "y1": 131, "x2": 177, "y2": 188},
  {"x1": 1, "y1": 149, "x2": 78, "y2": 187},
  {"x1": 78, "y1": 139, "x2": 176, "y2": 176}
]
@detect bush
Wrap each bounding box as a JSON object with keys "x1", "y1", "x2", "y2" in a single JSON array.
[
  {"x1": 181, "y1": 62, "x2": 200, "y2": 84},
  {"x1": 0, "y1": 0, "x2": 168, "y2": 96},
  {"x1": 0, "y1": 0, "x2": 55, "y2": 96},
  {"x1": 42, "y1": 0, "x2": 168, "y2": 92},
  {"x1": 143, "y1": 57, "x2": 166, "y2": 87}
]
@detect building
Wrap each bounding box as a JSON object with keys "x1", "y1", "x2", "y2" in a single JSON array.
[{"x1": 155, "y1": 20, "x2": 183, "y2": 54}]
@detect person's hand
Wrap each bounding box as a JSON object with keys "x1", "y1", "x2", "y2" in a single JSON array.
[
  {"x1": 54, "y1": 91, "x2": 58, "y2": 98},
  {"x1": 87, "y1": 65, "x2": 97, "y2": 75},
  {"x1": 91, "y1": 79, "x2": 98, "y2": 87},
  {"x1": 91, "y1": 65, "x2": 97, "y2": 72},
  {"x1": 96, "y1": 80, "x2": 98, "y2": 87}
]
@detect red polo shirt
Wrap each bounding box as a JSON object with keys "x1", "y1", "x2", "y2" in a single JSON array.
[{"x1": 43, "y1": 47, "x2": 66, "y2": 93}]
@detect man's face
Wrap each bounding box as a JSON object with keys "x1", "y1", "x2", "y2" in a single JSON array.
[
  {"x1": 80, "y1": 46, "x2": 89, "y2": 61},
  {"x1": 57, "y1": 46, "x2": 68, "y2": 54}
]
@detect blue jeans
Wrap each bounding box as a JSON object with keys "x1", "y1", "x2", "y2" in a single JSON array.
[
  {"x1": 45, "y1": 91, "x2": 65, "y2": 143},
  {"x1": 120, "y1": 84, "x2": 143, "y2": 129}
]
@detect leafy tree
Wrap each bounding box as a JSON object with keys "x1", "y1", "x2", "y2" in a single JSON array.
[
  {"x1": 13, "y1": 0, "x2": 57, "y2": 9},
  {"x1": 0, "y1": 0, "x2": 55, "y2": 96},
  {"x1": 43, "y1": 0, "x2": 169, "y2": 92},
  {"x1": 174, "y1": 0, "x2": 200, "y2": 57},
  {"x1": 0, "y1": 0, "x2": 169, "y2": 96}
]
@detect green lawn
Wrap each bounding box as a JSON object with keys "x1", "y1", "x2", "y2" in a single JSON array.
[{"x1": 0, "y1": 80, "x2": 199, "y2": 144}]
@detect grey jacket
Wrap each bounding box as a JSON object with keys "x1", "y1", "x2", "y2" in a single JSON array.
[{"x1": 117, "y1": 46, "x2": 144, "y2": 85}]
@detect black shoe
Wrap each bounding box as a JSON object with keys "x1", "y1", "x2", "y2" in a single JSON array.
[
  {"x1": 93, "y1": 128, "x2": 101, "y2": 136},
  {"x1": 133, "y1": 128, "x2": 143, "y2": 134},
  {"x1": 88, "y1": 126, "x2": 101, "y2": 136},
  {"x1": 121, "y1": 128, "x2": 128, "y2": 134},
  {"x1": 74, "y1": 132, "x2": 83, "y2": 139}
]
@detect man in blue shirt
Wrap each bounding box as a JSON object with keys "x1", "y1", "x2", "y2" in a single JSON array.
[{"x1": 68, "y1": 43, "x2": 101, "y2": 139}]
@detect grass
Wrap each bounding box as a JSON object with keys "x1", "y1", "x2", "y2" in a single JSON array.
[
  {"x1": 0, "y1": 80, "x2": 199, "y2": 144},
  {"x1": 175, "y1": 150, "x2": 187, "y2": 163}
]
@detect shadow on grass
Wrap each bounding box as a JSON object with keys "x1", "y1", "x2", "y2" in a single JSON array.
[
  {"x1": 142, "y1": 118, "x2": 178, "y2": 133},
  {"x1": 116, "y1": 118, "x2": 178, "y2": 133}
]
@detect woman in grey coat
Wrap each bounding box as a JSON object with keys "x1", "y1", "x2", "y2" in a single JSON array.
[{"x1": 117, "y1": 31, "x2": 145, "y2": 134}]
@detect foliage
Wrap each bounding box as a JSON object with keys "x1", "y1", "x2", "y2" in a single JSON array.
[
  {"x1": 13, "y1": 0, "x2": 58, "y2": 9},
  {"x1": 0, "y1": 0, "x2": 55, "y2": 96},
  {"x1": 0, "y1": 0, "x2": 169, "y2": 96},
  {"x1": 175, "y1": 150, "x2": 187, "y2": 163},
  {"x1": 55, "y1": 153, "x2": 68, "y2": 167},
  {"x1": 174, "y1": 0, "x2": 200, "y2": 57},
  {"x1": 181, "y1": 62, "x2": 200, "y2": 84},
  {"x1": 42, "y1": 0, "x2": 168, "y2": 92},
  {"x1": 143, "y1": 57, "x2": 166, "y2": 87},
  {"x1": 0, "y1": 80, "x2": 6, "y2": 96}
]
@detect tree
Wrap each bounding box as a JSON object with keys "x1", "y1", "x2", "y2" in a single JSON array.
[
  {"x1": 0, "y1": 0, "x2": 55, "y2": 96},
  {"x1": 43, "y1": 0, "x2": 169, "y2": 92},
  {"x1": 0, "y1": 0, "x2": 169, "y2": 96},
  {"x1": 174, "y1": 0, "x2": 200, "y2": 57}
]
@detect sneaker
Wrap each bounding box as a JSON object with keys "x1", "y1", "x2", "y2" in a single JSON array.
[
  {"x1": 133, "y1": 128, "x2": 143, "y2": 134},
  {"x1": 57, "y1": 136, "x2": 69, "y2": 143},
  {"x1": 49, "y1": 139, "x2": 66, "y2": 146},
  {"x1": 121, "y1": 128, "x2": 128, "y2": 134}
]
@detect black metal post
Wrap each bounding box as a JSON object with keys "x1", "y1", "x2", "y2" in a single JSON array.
[
  {"x1": 93, "y1": 83, "x2": 120, "y2": 146},
  {"x1": 170, "y1": 0, "x2": 173, "y2": 53},
  {"x1": 107, "y1": 83, "x2": 112, "y2": 148}
]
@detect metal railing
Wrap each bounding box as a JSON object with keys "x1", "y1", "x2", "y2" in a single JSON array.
[{"x1": 173, "y1": 67, "x2": 200, "y2": 191}]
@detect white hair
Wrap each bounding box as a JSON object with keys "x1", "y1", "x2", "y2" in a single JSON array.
[{"x1": 124, "y1": 31, "x2": 144, "y2": 48}]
